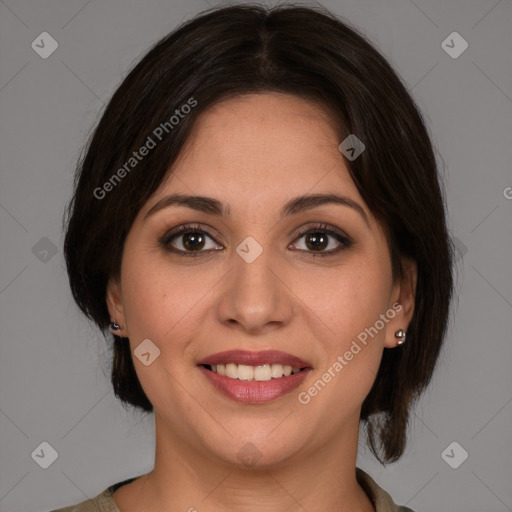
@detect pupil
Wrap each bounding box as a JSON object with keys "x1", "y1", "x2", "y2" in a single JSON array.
[
  {"x1": 184, "y1": 233, "x2": 204, "y2": 250},
  {"x1": 306, "y1": 232, "x2": 328, "y2": 251},
  {"x1": 182, "y1": 232, "x2": 329, "y2": 252}
]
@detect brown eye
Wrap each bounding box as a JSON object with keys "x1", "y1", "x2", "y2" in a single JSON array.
[
  {"x1": 290, "y1": 224, "x2": 352, "y2": 257},
  {"x1": 159, "y1": 223, "x2": 352, "y2": 258},
  {"x1": 160, "y1": 224, "x2": 222, "y2": 257},
  {"x1": 179, "y1": 231, "x2": 207, "y2": 251},
  {"x1": 304, "y1": 231, "x2": 329, "y2": 251}
]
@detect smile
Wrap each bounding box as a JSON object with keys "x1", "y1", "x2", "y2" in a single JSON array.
[
  {"x1": 202, "y1": 363, "x2": 303, "y2": 381},
  {"x1": 197, "y1": 350, "x2": 313, "y2": 403}
]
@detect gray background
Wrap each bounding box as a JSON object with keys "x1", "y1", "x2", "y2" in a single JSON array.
[{"x1": 0, "y1": 0, "x2": 511, "y2": 511}]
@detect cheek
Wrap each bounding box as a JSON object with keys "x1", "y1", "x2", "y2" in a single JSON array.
[
  {"x1": 120, "y1": 246, "x2": 216, "y2": 351},
  {"x1": 118, "y1": 248, "x2": 207, "y2": 408},
  {"x1": 297, "y1": 253, "x2": 393, "y2": 349},
  {"x1": 294, "y1": 252, "x2": 392, "y2": 412},
  {"x1": 120, "y1": 244, "x2": 174, "y2": 339}
]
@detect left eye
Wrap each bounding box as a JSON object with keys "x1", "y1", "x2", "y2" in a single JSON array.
[{"x1": 289, "y1": 225, "x2": 352, "y2": 256}]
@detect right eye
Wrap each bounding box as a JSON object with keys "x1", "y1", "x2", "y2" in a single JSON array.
[{"x1": 159, "y1": 224, "x2": 223, "y2": 257}]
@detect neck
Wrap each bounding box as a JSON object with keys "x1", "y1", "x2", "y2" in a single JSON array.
[{"x1": 122, "y1": 412, "x2": 375, "y2": 512}]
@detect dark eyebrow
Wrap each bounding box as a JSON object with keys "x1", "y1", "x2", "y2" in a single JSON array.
[{"x1": 144, "y1": 192, "x2": 369, "y2": 227}]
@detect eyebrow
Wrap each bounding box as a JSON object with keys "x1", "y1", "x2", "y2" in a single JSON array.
[{"x1": 144, "y1": 192, "x2": 369, "y2": 227}]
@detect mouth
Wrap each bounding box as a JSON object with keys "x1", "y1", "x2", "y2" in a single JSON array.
[
  {"x1": 199, "y1": 363, "x2": 307, "y2": 381},
  {"x1": 197, "y1": 350, "x2": 312, "y2": 403}
]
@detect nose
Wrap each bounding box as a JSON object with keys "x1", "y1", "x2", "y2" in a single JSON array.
[{"x1": 216, "y1": 242, "x2": 294, "y2": 335}]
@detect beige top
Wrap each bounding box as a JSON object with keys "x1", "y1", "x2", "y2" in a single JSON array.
[{"x1": 49, "y1": 468, "x2": 415, "y2": 512}]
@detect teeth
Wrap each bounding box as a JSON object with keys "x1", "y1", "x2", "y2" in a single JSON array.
[
  {"x1": 226, "y1": 363, "x2": 238, "y2": 379},
  {"x1": 271, "y1": 363, "x2": 283, "y2": 378},
  {"x1": 208, "y1": 363, "x2": 301, "y2": 381},
  {"x1": 237, "y1": 364, "x2": 254, "y2": 381},
  {"x1": 253, "y1": 364, "x2": 271, "y2": 381}
]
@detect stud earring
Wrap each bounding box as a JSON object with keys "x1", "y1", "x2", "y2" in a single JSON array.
[
  {"x1": 110, "y1": 321, "x2": 121, "y2": 332},
  {"x1": 394, "y1": 329, "x2": 406, "y2": 345}
]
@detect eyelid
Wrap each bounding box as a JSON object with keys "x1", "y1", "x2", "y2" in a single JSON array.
[
  {"x1": 289, "y1": 223, "x2": 353, "y2": 255},
  {"x1": 160, "y1": 223, "x2": 222, "y2": 242},
  {"x1": 293, "y1": 223, "x2": 350, "y2": 242},
  {"x1": 159, "y1": 222, "x2": 352, "y2": 257}
]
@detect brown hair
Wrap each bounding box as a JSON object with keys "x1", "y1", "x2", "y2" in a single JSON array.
[{"x1": 63, "y1": 3, "x2": 454, "y2": 464}]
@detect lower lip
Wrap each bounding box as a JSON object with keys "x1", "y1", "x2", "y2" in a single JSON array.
[{"x1": 198, "y1": 365, "x2": 312, "y2": 403}]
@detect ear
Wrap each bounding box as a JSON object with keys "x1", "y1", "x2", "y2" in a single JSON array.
[
  {"x1": 106, "y1": 277, "x2": 128, "y2": 337},
  {"x1": 384, "y1": 257, "x2": 417, "y2": 348}
]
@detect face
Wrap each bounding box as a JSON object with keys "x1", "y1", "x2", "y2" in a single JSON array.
[{"x1": 107, "y1": 92, "x2": 416, "y2": 468}]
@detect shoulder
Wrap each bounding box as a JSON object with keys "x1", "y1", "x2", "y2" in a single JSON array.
[
  {"x1": 49, "y1": 476, "x2": 139, "y2": 512},
  {"x1": 49, "y1": 489, "x2": 112, "y2": 512},
  {"x1": 49, "y1": 483, "x2": 126, "y2": 512},
  {"x1": 356, "y1": 467, "x2": 416, "y2": 512}
]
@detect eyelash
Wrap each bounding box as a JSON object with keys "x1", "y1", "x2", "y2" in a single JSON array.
[{"x1": 159, "y1": 223, "x2": 353, "y2": 258}]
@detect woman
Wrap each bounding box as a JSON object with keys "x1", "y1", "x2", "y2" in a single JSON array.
[{"x1": 53, "y1": 3, "x2": 454, "y2": 511}]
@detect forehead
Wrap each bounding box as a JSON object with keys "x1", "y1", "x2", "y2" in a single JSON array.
[
  {"x1": 134, "y1": 93, "x2": 376, "y2": 234},
  {"x1": 146, "y1": 92, "x2": 368, "y2": 222}
]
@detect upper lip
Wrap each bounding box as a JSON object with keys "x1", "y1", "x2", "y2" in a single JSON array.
[{"x1": 197, "y1": 350, "x2": 312, "y2": 368}]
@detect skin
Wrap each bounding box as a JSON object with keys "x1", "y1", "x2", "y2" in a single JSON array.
[{"x1": 106, "y1": 92, "x2": 417, "y2": 512}]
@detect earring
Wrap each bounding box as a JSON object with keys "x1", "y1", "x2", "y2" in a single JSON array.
[
  {"x1": 110, "y1": 321, "x2": 121, "y2": 332},
  {"x1": 394, "y1": 329, "x2": 406, "y2": 345}
]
